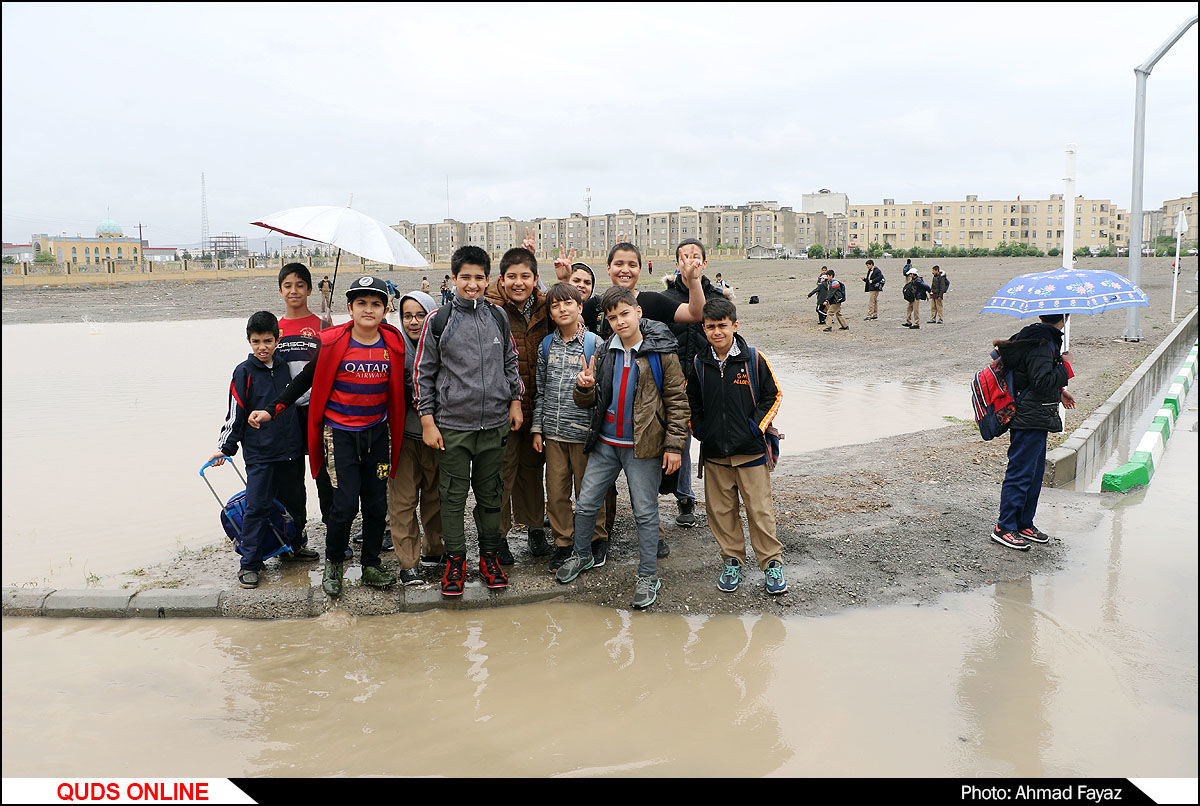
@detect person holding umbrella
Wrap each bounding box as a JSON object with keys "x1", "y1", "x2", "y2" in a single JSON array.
[{"x1": 990, "y1": 314, "x2": 1075, "y2": 550}]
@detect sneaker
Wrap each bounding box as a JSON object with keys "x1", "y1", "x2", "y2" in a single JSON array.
[
  {"x1": 631, "y1": 575, "x2": 662, "y2": 609},
  {"x1": 901, "y1": 322, "x2": 912, "y2": 328},
  {"x1": 870, "y1": 316, "x2": 878, "y2": 319},
  {"x1": 937, "y1": 319, "x2": 944, "y2": 324},
  {"x1": 991, "y1": 525, "x2": 1030, "y2": 551},
  {"x1": 657, "y1": 538, "x2": 671, "y2": 558},
  {"x1": 442, "y1": 554, "x2": 467, "y2": 596},
  {"x1": 479, "y1": 553, "x2": 509, "y2": 589},
  {"x1": 549, "y1": 545, "x2": 574, "y2": 572},
  {"x1": 381, "y1": 530, "x2": 394, "y2": 552},
  {"x1": 1018, "y1": 526, "x2": 1051, "y2": 544},
  {"x1": 910, "y1": 325, "x2": 920, "y2": 330},
  {"x1": 822, "y1": 326, "x2": 833, "y2": 332},
  {"x1": 237, "y1": 570, "x2": 259, "y2": 589},
  {"x1": 282, "y1": 545, "x2": 320, "y2": 561},
  {"x1": 764, "y1": 560, "x2": 788, "y2": 595},
  {"x1": 717, "y1": 558, "x2": 742, "y2": 592},
  {"x1": 420, "y1": 552, "x2": 446, "y2": 568},
  {"x1": 496, "y1": 539, "x2": 515, "y2": 566},
  {"x1": 527, "y1": 527, "x2": 552, "y2": 557},
  {"x1": 927, "y1": 319, "x2": 937, "y2": 323},
  {"x1": 555, "y1": 551, "x2": 595, "y2": 584},
  {"x1": 591, "y1": 539, "x2": 609, "y2": 568},
  {"x1": 863, "y1": 316, "x2": 873, "y2": 321},
  {"x1": 351, "y1": 530, "x2": 363, "y2": 543},
  {"x1": 361, "y1": 564, "x2": 397, "y2": 588},
  {"x1": 322, "y1": 561, "x2": 344, "y2": 597},
  {"x1": 397, "y1": 567, "x2": 423, "y2": 586},
  {"x1": 839, "y1": 326, "x2": 849, "y2": 330},
  {"x1": 675, "y1": 500, "x2": 697, "y2": 528}
]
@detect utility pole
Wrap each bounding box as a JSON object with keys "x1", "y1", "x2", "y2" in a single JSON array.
[
  {"x1": 586, "y1": 186, "x2": 592, "y2": 217},
  {"x1": 1124, "y1": 14, "x2": 1197, "y2": 342}
]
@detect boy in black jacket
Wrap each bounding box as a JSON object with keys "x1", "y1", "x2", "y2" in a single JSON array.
[
  {"x1": 991, "y1": 314, "x2": 1076, "y2": 550},
  {"x1": 686, "y1": 297, "x2": 787, "y2": 595},
  {"x1": 208, "y1": 311, "x2": 315, "y2": 589}
]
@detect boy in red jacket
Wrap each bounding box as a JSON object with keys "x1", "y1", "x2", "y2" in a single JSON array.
[{"x1": 249, "y1": 276, "x2": 405, "y2": 597}]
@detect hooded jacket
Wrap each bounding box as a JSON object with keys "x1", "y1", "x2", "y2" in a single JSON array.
[
  {"x1": 862, "y1": 265, "x2": 884, "y2": 292},
  {"x1": 994, "y1": 322, "x2": 1070, "y2": 432},
  {"x1": 686, "y1": 333, "x2": 782, "y2": 461},
  {"x1": 218, "y1": 352, "x2": 302, "y2": 464},
  {"x1": 485, "y1": 278, "x2": 551, "y2": 430},
  {"x1": 660, "y1": 272, "x2": 727, "y2": 370},
  {"x1": 573, "y1": 319, "x2": 688, "y2": 459},
  {"x1": 397, "y1": 290, "x2": 438, "y2": 439},
  {"x1": 413, "y1": 291, "x2": 523, "y2": 432},
  {"x1": 270, "y1": 320, "x2": 406, "y2": 478}
]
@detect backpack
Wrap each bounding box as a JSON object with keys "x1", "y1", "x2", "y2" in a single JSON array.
[
  {"x1": 428, "y1": 300, "x2": 508, "y2": 342},
  {"x1": 971, "y1": 353, "x2": 1028, "y2": 440},
  {"x1": 540, "y1": 330, "x2": 599, "y2": 366},
  {"x1": 692, "y1": 347, "x2": 783, "y2": 471},
  {"x1": 916, "y1": 277, "x2": 929, "y2": 300},
  {"x1": 942, "y1": 274, "x2": 949, "y2": 291},
  {"x1": 876, "y1": 272, "x2": 886, "y2": 289},
  {"x1": 829, "y1": 280, "x2": 846, "y2": 304}
]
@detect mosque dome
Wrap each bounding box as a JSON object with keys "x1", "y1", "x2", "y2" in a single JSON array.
[{"x1": 96, "y1": 218, "x2": 123, "y2": 238}]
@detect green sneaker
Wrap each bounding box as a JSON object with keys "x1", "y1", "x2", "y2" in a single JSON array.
[
  {"x1": 361, "y1": 564, "x2": 397, "y2": 588},
  {"x1": 322, "y1": 561, "x2": 344, "y2": 598}
]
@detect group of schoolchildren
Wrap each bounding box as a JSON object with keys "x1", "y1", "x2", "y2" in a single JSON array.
[
  {"x1": 806, "y1": 259, "x2": 951, "y2": 329},
  {"x1": 211, "y1": 237, "x2": 787, "y2": 611}
]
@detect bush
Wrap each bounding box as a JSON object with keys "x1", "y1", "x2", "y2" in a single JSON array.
[
  {"x1": 906, "y1": 246, "x2": 927, "y2": 258},
  {"x1": 34, "y1": 251, "x2": 56, "y2": 264},
  {"x1": 867, "y1": 241, "x2": 885, "y2": 258},
  {"x1": 1073, "y1": 247, "x2": 1090, "y2": 257},
  {"x1": 847, "y1": 246, "x2": 863, "y2": 258},
  {"x1": 1047, "y1": 248, "x2": 1060, "y2": 257},
  {"x1": 806, "y1": 244, "x2": 825, "y2": 259}
]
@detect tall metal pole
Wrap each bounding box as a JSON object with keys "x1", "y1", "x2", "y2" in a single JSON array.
[
  {"x1": 1124, "y1": 14, "x2": 1197, "y2": 342},
  {"x1": 1062, "y1": 143, "x2": 1077, "y2": 271}
]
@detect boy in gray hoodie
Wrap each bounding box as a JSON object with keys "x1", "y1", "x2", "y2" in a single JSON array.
[
  {"x1": 389, "y1": 289, "x2": 445, "y2": 586},
  {"x1": 414, "y1": 246, "x2": 524, "y2": 596}
]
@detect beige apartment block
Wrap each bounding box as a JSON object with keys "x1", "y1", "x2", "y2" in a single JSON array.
[
  {"x1": 433, "y1": 220, "x2": 466, "y2": 262},
  {"x1": 676, "y1": 206, "x2": 721, "y2": 249},
  {"x1": 563, "y1": 213, "x2": 588, "y2": 250},
  {"x1": 847, "y1": 199, "x2": 934, "y2": 251},
  {"x1": 587, "y1": 214, "x2": 615, "y2": 253},
  {"x1": 392, "y1": 220, "x2": 416, "y2": 244},
  {"x1": 796, "y1": 211, "x2": 831, "y2": 252},
  {"x1": 638, "y1": 212, "x2": 678, "y2": 254},
  {"x1": 1155, "y1": 192, "x2": 1198, "y2": 242},
  {"x1": 718, "y1": 208, "x2": 748, "y2": 247}
]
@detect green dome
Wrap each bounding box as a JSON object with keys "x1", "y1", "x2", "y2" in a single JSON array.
[{"x1": 96, "y1": 218, "x2": 123, "y2": 238}]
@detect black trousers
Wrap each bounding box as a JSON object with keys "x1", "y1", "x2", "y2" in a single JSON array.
[{"x1": 323, "y1": 421, "x2": 390, "y2": 567}]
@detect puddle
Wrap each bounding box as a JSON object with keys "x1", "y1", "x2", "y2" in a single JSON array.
[{"x1": 0, "y1": 319, "x2": 968, "y2": 588}]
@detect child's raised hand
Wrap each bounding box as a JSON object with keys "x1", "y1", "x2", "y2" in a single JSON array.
[
  {"x1": 248, "y1": 409, "x2": 272, "y2": 429},
  {"x1": 576, "y1": 353, "x2": 596, "y2": 388},
  {"x1": 522, "y1": 226, "x2": 537, "y2": 253},
  {"x1": 553, "y1": 245, "x2": 577, "y2": 281}
]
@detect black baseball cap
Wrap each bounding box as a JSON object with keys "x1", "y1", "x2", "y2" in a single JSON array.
[{"x1": 345, "y1": 275, "x2": 389, "y2": 302}]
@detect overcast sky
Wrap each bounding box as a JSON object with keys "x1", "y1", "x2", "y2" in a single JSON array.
[{"x1": 3, "y1": 2, "x2": 1196, "y2": 250}]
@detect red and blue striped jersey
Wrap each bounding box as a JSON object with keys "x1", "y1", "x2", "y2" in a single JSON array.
[{"x1": 325, "y1": 336, "x2": 392, "y2": 431}]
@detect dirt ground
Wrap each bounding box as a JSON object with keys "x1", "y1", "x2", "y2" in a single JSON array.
[{"x1": 3, "y1": 256, "x2": 1195, "y2": 615}]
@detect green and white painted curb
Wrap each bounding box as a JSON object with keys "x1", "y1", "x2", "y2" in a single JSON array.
[{"x1": 1102, "y1": 342, "x2": 1197, "y2": 492}]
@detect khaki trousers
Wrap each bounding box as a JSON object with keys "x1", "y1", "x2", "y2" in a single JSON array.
[
  {"x1": 388, "y1": 435, "x2": 444, "y2": 569},
  {"x1": 867, "y1": 290, "x2": 879, "y2": 317},
  {"x1": 500, "y1": 427, "x2": 546, "y2": 535},
  {"x1": 703, "y1": 457, "x2": 782, "y2": 570},
  {"x1": 543, "y1": 439, "x2": 609, "y2": 546},
  {"x1": 825, "y1": 302, "x2": 848, "y2": 328},
  {"x1": 930, "y1": 296, "x2": 944, "y2": 320},
  {"x1": 906, "y1": 299, "x2": 921, "y2": 325}
]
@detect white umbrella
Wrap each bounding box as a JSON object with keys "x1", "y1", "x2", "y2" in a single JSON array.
[{"x1": 251, "y1": 204, "x2": 428, "y2": 268}]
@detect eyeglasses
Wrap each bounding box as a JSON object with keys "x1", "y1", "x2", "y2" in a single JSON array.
[{"x1": 401, "y1": 312, "x2": 427, "y2": 323}]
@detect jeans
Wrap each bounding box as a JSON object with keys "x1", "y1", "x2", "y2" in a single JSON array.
[
  {"x1": 240, "y1": 458, "x2": 306, "y2": 572},
  {"x1": 998, "y1": 428, "x2": 1048, "y2": 532},
  {"x1": 573, "y1": 441, "x2": 662, "y2": 577}
]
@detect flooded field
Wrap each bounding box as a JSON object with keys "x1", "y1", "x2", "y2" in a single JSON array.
[
  {"x1": 3, "y1": 413, "x2": 1195, "y2": 776},
  {"x1": 0, "y1": 319, "x2": 969, "y2": 589}
]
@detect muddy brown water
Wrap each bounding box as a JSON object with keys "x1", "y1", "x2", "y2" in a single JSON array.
[
  {"x1": 2, "y1": 320, "x2": 1195, "y2": 778},
  {"x1": 0, "y1": 319, "x2": 970, "y2": 588}
]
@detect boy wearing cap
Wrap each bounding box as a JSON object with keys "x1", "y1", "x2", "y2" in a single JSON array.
[
  {"x1": 902, "y1": 267, "x2": 930, "y2": 329},
  {"x1": 249, "y1": 275, "x2": 406, "y2": 597}
]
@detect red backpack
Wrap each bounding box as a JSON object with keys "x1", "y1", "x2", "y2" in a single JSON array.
[{"x1": 971, "y1": 351, "x2": 1026, "y2": 440}]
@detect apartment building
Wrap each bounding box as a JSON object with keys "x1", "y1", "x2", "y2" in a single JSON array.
[
  {"x1": 847, "y1": 199, "x2": 934, "y2": 251},
  {"x1": 1154, "y1": 192, "x2": 1198, "y2": 243},
  {"x1": 639, "y1": 211, "x2": 677, "y2": 253}
]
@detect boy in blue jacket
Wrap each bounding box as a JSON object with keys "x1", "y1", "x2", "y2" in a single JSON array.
[
  {"x1": 686, "y1": 297, "x2": 787, "y2": 595},
  {"x1": 207, "y1": 311, "x2": 315, "y2": 589}
]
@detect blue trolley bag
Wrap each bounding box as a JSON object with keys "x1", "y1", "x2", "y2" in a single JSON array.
[{"x1": 199, "y1": 458, "x2": 297, "y2": 560}]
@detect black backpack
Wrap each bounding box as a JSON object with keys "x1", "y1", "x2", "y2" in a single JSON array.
[
  {"x1": 916, "y1": 277, "x2": 929, "y2": 300},
  {"x1": 829, "y1": 280, "x2": 846, "y2": 304}
]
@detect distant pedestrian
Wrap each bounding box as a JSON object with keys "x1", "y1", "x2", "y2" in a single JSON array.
[
  {"x1": 648, "y1": 259, "x2": 654, "y2": 275},
  {"x1": 421, "y1": 276, "x2": 431, "y2": 294},
  {"x1": 991, "y1": 314, "x2": 1076, "y2": 550},
  {"x1": 822, "y1": 269, "x2": 849, "y2": 331},
  {"x1": 861, "y1": 259, "x2": 884, "y2": 320},
  {"x1": 806, "y1": 271, "x2": 830, "y2": 324},
  {"x1": 318, "y1": 275, "x2": 333, "y2": 315},
  {"x1": 712, "y1": 272, "x2": 735, "y2": 300},
  {"x1": 902, "y1": 267, "x2": 930, "y2": 329},
  {"x1": 440, "y1": 274, "x2": 452, "y2": 305},
  {"x1": 929, "y1": 265, "x2": 949, "y2": 324}
]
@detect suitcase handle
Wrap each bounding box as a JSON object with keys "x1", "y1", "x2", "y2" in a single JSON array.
[{"x1": 199, "y1": 457, "x2": 247, "y2": 505}]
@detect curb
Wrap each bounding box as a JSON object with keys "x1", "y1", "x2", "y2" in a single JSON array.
[
  {"x1": 2, "y1": 582, "x2": 566, "y2": 620},
  {"x1": 1046, "y1": 307, "x2": 1198, "y2": 487},
  {"x1": 1101, "y1": 341, "x2": 1197, "y2": 492}
]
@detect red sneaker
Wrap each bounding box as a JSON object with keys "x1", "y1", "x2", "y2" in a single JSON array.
[
  {"x1": 1018, "y1": 527, "x2": 1051, "y2": 544},
  {"x1": 479, "y1": 552, "x2": 509, "y2": 589},
  {"x1": 992, "y1": 525, "x2": 1030, "y2": 551},
  {"x1": 442, "y1": 553, "x2": 466, "y2": 596}
]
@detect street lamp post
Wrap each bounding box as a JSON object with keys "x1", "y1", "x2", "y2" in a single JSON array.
[{"x1": 1124, "y1": 14, "x2": 1197, "y2": 342}]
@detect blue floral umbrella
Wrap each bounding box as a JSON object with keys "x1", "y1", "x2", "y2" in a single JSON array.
[{"x1": 981, "y1": 268, "x2": 1149, "y2": 318}]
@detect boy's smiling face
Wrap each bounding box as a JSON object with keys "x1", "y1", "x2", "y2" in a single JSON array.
[
  {"x1": 607, "y1": 249, "x2": 641, "y2": 290},
  {"x1": 248, "y1": 331, "x2": 278, "y2": 363},
  {"x1": 501, "y1": 262, "x2": 536, "y2": 304},
  {"x1": 454, "y1": 264, "x2": 488, "y2": 300},
  {"x1": 400, "y1": 298, "x2": 427, "y2": 340},
  {"x1": 550, "y1": 298, "x2": 581, "y2": 331},
  {"x1": 279, "y1": 272, "x2": 311, "y2": 313},
  {"x1": 569, "y1": 268, "x2": 594, "y2": 300}
]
